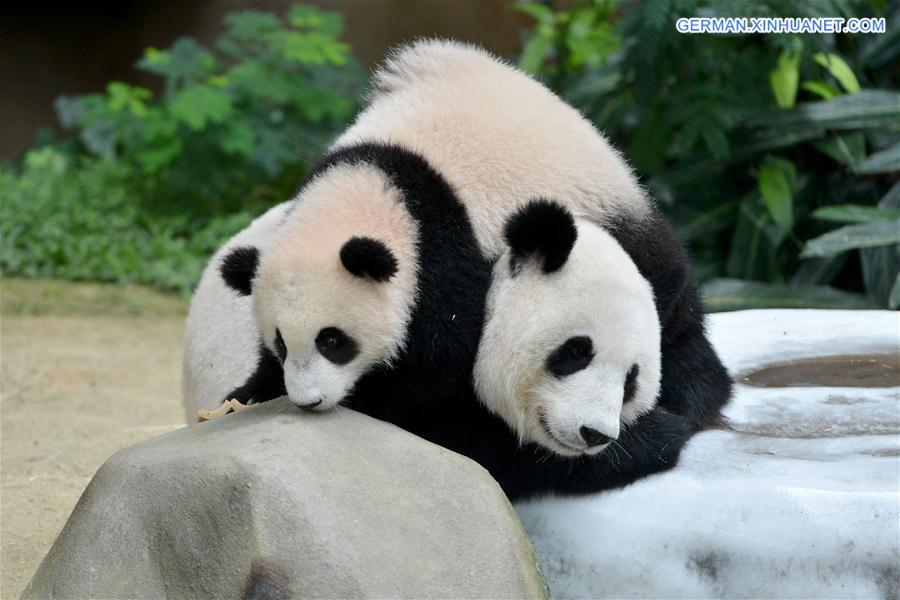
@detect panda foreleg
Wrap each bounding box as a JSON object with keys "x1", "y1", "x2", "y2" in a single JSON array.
[
  {"x1": 223, "y1": 342, "x2": 286, "y2": 405},
  {"x1": 658, "y1": 325, "x2": 733, "y2": 430},
  {"x1": 495, "y1": 407, "x2": 695, "y2": 500}
]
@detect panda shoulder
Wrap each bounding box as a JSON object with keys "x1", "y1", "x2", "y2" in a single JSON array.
[{"x1": 369, "y1": 38, "x2": 505, "y2": 99}]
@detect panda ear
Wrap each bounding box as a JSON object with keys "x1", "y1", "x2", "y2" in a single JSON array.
[
  {"x1": 340, "y1": 236, "x2": 398, "y2": 282},
  {"x1": 220, "y1": 246, "x2": 259, "y2": 296},
  {"x1": 504, "y1": 199, "x2": 577, "y2": 274}
]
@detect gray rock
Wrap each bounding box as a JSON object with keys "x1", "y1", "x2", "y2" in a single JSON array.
[{"x1": 25, "y1": 399, "x2": 547, "y2": 599}]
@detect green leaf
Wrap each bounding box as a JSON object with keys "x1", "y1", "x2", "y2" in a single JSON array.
[
  {"x1": 860, "y1": 242, "x2": 900, "y2": 307},
  {"x1": 770, "y1": 50, "x2": 799, "y2": 109},
  {"x1": 219, "y1": 121, "x2": 255, "y2": 156},
  {"x1": 812, "y1": 204, "x2": 900, "y2": 224},
  {"x1": 726, "y1": 199, "x2": 782, "y2": 280},
  {"x1": 791, "y1": 255, "x2": 848, "y2": 288},
  {"x1": 513, "y1": 2, "x2": 556, "y2": 25},
  {"x1": 802, "y1": 221, "x2": 900, "y2": 258},
  {"x1": 702, "y1": 278, "x2": 877, "y2": 312},
  {"x1": 890, "y1": 273, "x2": 900, "y2": 309},
  {"x1": 749, "y1": 90, "x2": 900, "y2": 131},
  {"x1": 757, "y1": 158, "x2": 794, "y2": 233},
  {"x1": 288, "y1": 5, "x2": 345, "y2": 35},
  {"x1": 106, "y1": 82, "x2": 152, "y2": 117},
  {"x1": 519, "y1": 32, "x2": 554, "y2": 74},
  {"x1": 169, "y1": 86, "x2": 233, "y2": 130},
  {"x1": 856, "y1": 143, "x2": 900, "y2": 175},
  {"x1": 881, "y1": 182, "x2": 900, "y2": 209},
  {"x1": 813, "y1": 52, "x2": 861, "y2": 94},
  {"x1": 800, "y1": 80, "x2": 840, "y2": 100},
  {"x1": 812, "y1": 132, "x2": 866, "y2": 169}
]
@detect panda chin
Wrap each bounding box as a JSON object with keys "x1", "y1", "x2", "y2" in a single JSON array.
[{"x1": 536, "y1": 410, "x2": 606, "y2": 457}]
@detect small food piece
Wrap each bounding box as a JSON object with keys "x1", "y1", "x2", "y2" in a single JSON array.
[{"x1": 197, "y1": 399, "x2": 254, "y2": 423}]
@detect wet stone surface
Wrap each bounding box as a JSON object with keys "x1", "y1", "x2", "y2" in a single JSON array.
[
  {"x1": 517, "y1": 309, "x2": 900, "y2": 599},
  {"x1": 738, "y1": 353, "x2": 900, "y2": 388}
]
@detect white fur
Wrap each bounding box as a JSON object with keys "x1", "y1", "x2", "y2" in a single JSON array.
[
  {"x1": 182, "y1": 202, "x2": 293, "y2": 421},
  {"x1": 474, "y1": 221, "x2": 661, "y2": 456},
  {"x1": 184, "y1": 41, "x2": 662, "y2": 448},
  {"x1": 252, "y1": 164, "x2": 420, "y2": 410},
  {"x1": 334, "y1": 39, "x2": 651, "y2": 260}
]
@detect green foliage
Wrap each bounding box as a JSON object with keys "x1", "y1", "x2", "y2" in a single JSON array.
[
  {"x1": 3, "y1": 5, "x2": 363, "y2": 295},
  {"x1": 0, "y1": 148, "x2": 255, "y2": 296},
  {"x1": 517, "y1": 0, "x2": 900, "y2": 310},
  {"x1": 51, "y1": 5, "x2": 363, "y2": 216}
]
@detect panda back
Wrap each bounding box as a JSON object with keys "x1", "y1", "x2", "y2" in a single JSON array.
[{"x1": 336, "y1": 39, "x2": 651, "y2": 259}]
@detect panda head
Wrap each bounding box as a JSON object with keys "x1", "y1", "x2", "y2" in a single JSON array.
[
  {"x1": 474, "y1": 199, "x2": 661, "y2": 456},
  {"x1": 221, "y1": 163, "x2": 419, "y2": 411}
]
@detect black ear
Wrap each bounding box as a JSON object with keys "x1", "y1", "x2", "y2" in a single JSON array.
[
  {"x1": 340, "y1": 236, "x2": 398, "y2": 282},
  {"x1": 504, "y1": 199, "x2": 577, "y2": 274},
  {"x1": 220, "y1": 246, "x2": 259, "y2": 296}
]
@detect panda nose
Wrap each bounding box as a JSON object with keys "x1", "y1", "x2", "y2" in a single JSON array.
[
  {"x1": 580, "y1": 425, "x2": 614, "y2": 447},
  {"x1": 297, "y1": 399, "x2": 323, "y2": 411}
]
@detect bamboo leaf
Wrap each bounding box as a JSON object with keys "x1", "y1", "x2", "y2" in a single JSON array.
[
  {"x1": 890, "y1": 273, "x2": 900, "y2": 309},
  {"x1": 860, "y1": 242, "x2": 900, "y2": 306},
  {"x1": 757, "y1": 160, "x2": 794, "y2": 233},
  {"x1": 702, "y1": 278, "x2": 877, "y2": 312},
  {"x1": 856, "y1": 143, "x2": 900, "y2": 175},
  {"x1": 791, "y1": 254, "x2": 848, "y2": 287},
  {"x1": 726, "y1": 200, "x2": 782, "y2": 279},
  {"x1": 812, "y1": 204, "x2": 900, "y2": 224},
  {"x1": 801, "y1": 221, "x2": 900, "y2": 258},
  {"x1": 813, "y1": 52, "x2": 861, "y2": 94},
  {"x1": 770, "y1": 50, "x2": 799, "y2": 109},
  {"x1": 801, "y1": 80, "x2": 840, "y2": 100},
  {"x1": 812, "y1": 132, "x2": 866, "y2": 169},
  {"x1": 748, "y1": 90, "x2": 900, "y2": 131}
]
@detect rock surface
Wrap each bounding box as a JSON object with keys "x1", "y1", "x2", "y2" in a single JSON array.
[
  {"x1": 517, "y1": 309, "x2": 900, "y2": 599},
  {"x1": 24, "y1": 399, "x2": 547, "y2": 599}
]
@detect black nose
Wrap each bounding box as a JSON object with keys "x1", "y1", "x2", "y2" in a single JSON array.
[{"x1": 580, "y1": 425, "x2": 614, "y2": 447}]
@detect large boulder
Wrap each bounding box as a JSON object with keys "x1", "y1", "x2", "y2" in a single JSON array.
[
  {"x1": 24, "y1": 399, "x2": 547, "y2": 599},
  {"x1": 517, "y1": 309, "x2": 899, "y2": 599}
]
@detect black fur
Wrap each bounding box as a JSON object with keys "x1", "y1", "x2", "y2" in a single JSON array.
[
  {"x1": 339, "y1": 236, "x2": 399, "y2": 282},
  {"x1": 315, "y1": 327, "x2": 359, "y2": 365},
  {"x1": 273, "y1": 329, "x2": 287, "y2": 363},
  {"x1": 546, "y1": 336, "x2": 594, "y2": 378},
  {"x1": 623, "y1": 364, "x2": 639, "y2": 403},
  {"x1": 505, "y1": 199, "x2": 578, "y2": 274},
  {"x1": 223, "y1": 342, "x2": 286, "y2": 405},
  {"x1": 606, "y1": 210, "x2": 733, "y2": 429},
  {"x1": 222, "y1": 142, "x2": 725, "y2": 501},
  {"x1": 220, "y1": 246, "x2": 259, "y2": 296}
]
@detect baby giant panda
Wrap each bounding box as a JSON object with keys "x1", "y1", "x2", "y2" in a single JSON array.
[{"x1": 185, "y1": 40, "x2": 730, "y2": 498}]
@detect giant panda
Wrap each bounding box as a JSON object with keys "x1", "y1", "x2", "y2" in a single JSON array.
[{"x1": 184, "y1": 40, "x2": 731, "y2": 499}]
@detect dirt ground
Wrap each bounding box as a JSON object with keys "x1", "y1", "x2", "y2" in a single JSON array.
[{"x1": 1, "y1": 279, "x2": 189, "y2": 597}]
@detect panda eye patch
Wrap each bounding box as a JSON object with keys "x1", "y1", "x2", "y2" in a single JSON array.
[
  {"x1": 546, "y1": 336, "x2": 594, "y2": 378},
  {"x1": 315, "y1": 327, "x2": 359, "y2": 365},
  {"x1": 274, "y1": 328, "x2": 287, "y2": 363},
  {"x1": 623, "y1": 364, "x2": 639, "y2": 403}
]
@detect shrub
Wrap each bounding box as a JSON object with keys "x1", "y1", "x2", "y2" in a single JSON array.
[
  {"x1": 516, "y1": 0, "x2": 899, "y2": 309},
  {"x1": 1, "y1": 5, "x2": 363, "y2": 295},
  {"x1": 0, "y1": 147, "x2": 255, "y2": 295}
]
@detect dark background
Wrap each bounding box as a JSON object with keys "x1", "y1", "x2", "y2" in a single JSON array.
[{"x1": 1, "y1": 0, "x2": 528, "y2": 159}]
